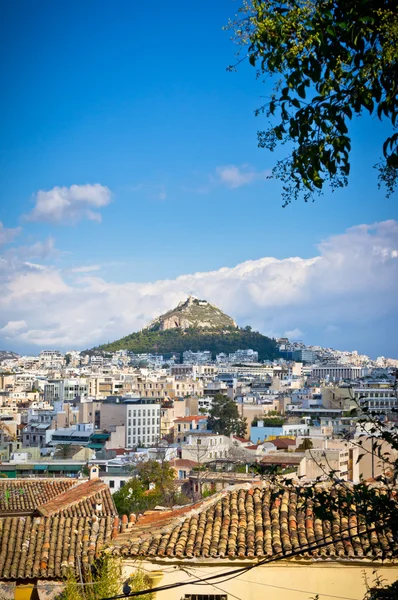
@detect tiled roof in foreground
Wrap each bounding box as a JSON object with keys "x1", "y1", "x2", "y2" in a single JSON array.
[
  {"x1": 112, "y1": 484, "x2": 396, "y2": 561},
  {"x1": 0, "y1": 515, "x2": 117, "y2": 579},
  {"x1": 0, "y1": 480, "x2": 76, "y2": 514}
]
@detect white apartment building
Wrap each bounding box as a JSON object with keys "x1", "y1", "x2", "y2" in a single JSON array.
[
  {"x1": 353, "y1": 386, "x2": 397, "y2": 413},
  {"x1": 39, "y1": 350, "x2": 64, "y2": 368},
  {"x1": 182, "y1": 350, "x2": 212, "y2": 364},
  {"x1": 229, "y1": 349, "x2": 259, "y2": 363},
  {"x1": 181, "y1": 432, "x2": 233, "y2": 463},
  {"x1": 302, "y1": 443, "x2": 359, "y2": 482},
  {"x1": 311, "y1": 364, "x2": 365, "y2": 380},
  {"x1": 44, "y1": 378, "x2": 89, "y2": 403},
  {"x1": 125, "y1": 398, "x2": 161, "y2": 448}
]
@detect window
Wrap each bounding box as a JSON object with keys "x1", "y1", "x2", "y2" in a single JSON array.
[
  {"x1": 120, "y1": 481, "x2": 125, "y2": 488},
  {"x1": 109, "y1": 480, "x2": 115, "y2": 488}
]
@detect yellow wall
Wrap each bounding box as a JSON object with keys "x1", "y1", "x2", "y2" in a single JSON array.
[{"x1": 122, "y1": 559, "x2": 398, "y2": 600}]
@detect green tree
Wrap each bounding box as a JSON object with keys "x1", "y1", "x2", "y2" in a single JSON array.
[
  {"x1": 207, "y1": 394, "x2": 247, "y2": 437},
  {"x1": 229, "y1": 0, "x2": 398, "y2": 205},
  {"x1": 296, "y1": 437, "x2": 313, "y2": 451},
  {"x1": 112, "y1": 478, "x2": 160, "y2": 516},
  {"x1": 137, "y1": 459, "x2": 176, "y2": 499},
  {"x1": 54, "y1": 444, "x2": 82, "y2": 459}
]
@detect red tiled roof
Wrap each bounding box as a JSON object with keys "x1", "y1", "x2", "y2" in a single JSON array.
[
  {"x1": 169, "y1": 459, "x2": 199, "y2": 469},
  {"x1": 0, "y1": 480, "x2": 76, "y2": 514},
  {"x1": 0, "y1": 514, "x2": 117, "y2": 579},
  {"x1": 260, "y1": 454, "x2": 303, "y2": 465},
  {"x1": 38, "y1": 479, "x2": 117, "y2": 518},
  {"x1": 271, "y1": 438, "x2": 296, "y2": 448},
  {"x1": 112, "y1": 484, "x2": 395, "y2": 560}
]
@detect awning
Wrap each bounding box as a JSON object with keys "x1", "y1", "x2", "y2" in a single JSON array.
[
  {"x1": 34, "y1": 465, "x2": 48, "y2": 470},
  {"x1": 47, "y1": 465, "x2": 81, "y2": 472}
]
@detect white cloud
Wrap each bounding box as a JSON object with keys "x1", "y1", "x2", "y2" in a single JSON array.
[
  {"x1": 0, "y1": 320, "x2": 27, "y2": 337},
  {"x1": 215, "y1": 164, "x2": 270, "y2": 189},
  {"x1": 26, "y1": 184, "x2": 112, "y2": 224},
  {"x1": 0, "y1": 220, "x2": 397, "y2": 356},
  {"x1": 0, "y1": 222, "x2": 21, "y2": 245},
  {"x1": 70, "y1": 265, "x2": 101, "y2": 273},
  {"x1": 285, "y1": 329, "x2": 303, "y2": 339}
]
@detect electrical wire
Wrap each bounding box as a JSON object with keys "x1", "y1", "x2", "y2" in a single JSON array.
[
  {"x1": 230, "y1": 577, "x2": 361, "y2": 600},
  {"x1": 180, "y1": 566, "x2": 361, "y2": 600},
  {"x1": 181, "y1": 567, "x2": 244, "y2": 600},
  {"x1": 99, "y1": 523, "x2": 384, "y2": 600}
]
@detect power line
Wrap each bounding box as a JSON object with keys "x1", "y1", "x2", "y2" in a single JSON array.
[
  {"x1": 182, "y1": 566, "x2": 360, "y2": 600},
  {"x1": 182, "y1": 567, "x2": 244, "y2": 600},
  {"x1": 99, "y1": 523, "x2": 384, "y2": 600},
  {"x1": 237, "y1": 577, "x2": 361, "y2": 600}
]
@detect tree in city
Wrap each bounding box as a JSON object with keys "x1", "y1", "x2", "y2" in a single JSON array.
[
  {"x1": 137, "y1": 458, "x2": 176, "y2": 499},
  {"x1": 229, "y1": 0, "x2": 398, "y2": 205},
  {"x1": 54, "y1": 444, "x2": 82, "y2": 459},
  {"x1": 296, "y1": 437, "x2": 313, "y2": 451},
  {"x1": 207, "y1": 393, "x2": 247, "y2": 437},
  {"x1": 112, "y1": 477, "x2": 161, "y2": 516}
]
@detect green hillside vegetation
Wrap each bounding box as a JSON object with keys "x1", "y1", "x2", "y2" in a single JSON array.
[{"x1": 96, "y1": 326, "x2": 278, "y2": 361}]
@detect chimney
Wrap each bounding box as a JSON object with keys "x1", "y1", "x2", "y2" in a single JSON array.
[{"x1": 89, "y1": 464, "x2": 99, "y2": 480}]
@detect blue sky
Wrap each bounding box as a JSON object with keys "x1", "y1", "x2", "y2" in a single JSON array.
[{"x1": 0, "y1": 0, "x2": 397, "y2": 356}]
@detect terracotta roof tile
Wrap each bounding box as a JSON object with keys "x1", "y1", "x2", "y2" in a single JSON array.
[
  {"x1": 0, "y1": 480, "x2": 75, "y2": 514},
  {"x1": 37, "y1": 479, "x2": 117, "y2": 518},
  {"x1": 0, "y1": 515, "x2": 117, "y2": 580},
  {"x1": 112, "y1": 484, "x2": 395, "y2": 561}
]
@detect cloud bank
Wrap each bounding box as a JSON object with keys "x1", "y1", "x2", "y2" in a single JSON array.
[
  {"x1": 26, "y1": 184, "x2": 112, "y2": 224},
  {"x1": 0, "y1": 220, "x2": 397, "y2": 357}
]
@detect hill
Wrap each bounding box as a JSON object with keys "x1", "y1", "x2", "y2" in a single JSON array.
[
  {"x1": 146, "y1": 296, "x2": 236, "y2": 331},
  {"x1": 96, "y1": 297, "x2": 278, "y2": 361},
  {"x1": 98, "y1": 326, "x2": 278, "y2": 361}
]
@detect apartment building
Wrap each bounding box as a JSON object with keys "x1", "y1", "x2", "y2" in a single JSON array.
[
  {"x1": 353, "y1": 383, "x2": 397, "y2": 413},
  {"x1": 311, "y1": 364, "x2": 365, "y2": 380},
  {"x1": 44, "y1": 378, "x2": 88, "y2": 403},
  {"x1": 302, "y1": 443, "x2": 359, "y2": 482},
  {"x1": 181, "y1": 432, "x2": 233, "y2": 463},
  {"x1": 173, "y1": 415, "x2": 207, "y2": 443},
  {"x1": 125, "y1": 398, "x2": 161, "y2": 448}
]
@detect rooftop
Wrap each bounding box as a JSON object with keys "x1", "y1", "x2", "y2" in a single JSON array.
[{"x1": 111, "y1": 483, "x2": 395, "y2": 561}]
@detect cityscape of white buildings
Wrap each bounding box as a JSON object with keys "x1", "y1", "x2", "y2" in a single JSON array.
[{"x1": 0, "y1": 339, "x2": 396, "y2": 493}]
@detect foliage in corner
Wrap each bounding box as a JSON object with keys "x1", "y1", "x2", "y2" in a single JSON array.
[
  {"x1": 58, "y1": 555, "x2": 122, "y2": 600},
  {"x1": 229, "y1": 0, "x2": 398, "y2": 205}
]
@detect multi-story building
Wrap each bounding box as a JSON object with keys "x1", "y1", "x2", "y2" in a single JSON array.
[
  {"x1": 292, "y1": 348, "x2": 316, "y2": 364},
  {"x1": 182, "y1": 350, "x2": 212, "y2": 364},
  {"x1": 353, "y1": 382, "x2": 397, "y2": 413},
  {"x1": 303, "y1": 443, "x2": 359, "y2": 482},
  {"x1": 173, "y1": 415, "x2": 207, "y2": 444},
  {"x1": 181, "y1": 432, "x2": 233, "y2": 463},
  {"x1": 125, "y1": 398, "x2": 161, "y2": 448},
  {"x1": 44, "y1": 378, "x2": 88, "y2": 403},
  {"x1": 228, "y1": 349, "x2": 259, "y2": 363},
  {"x1": 311, "y1": 364, "x2": 365, "y2": 380}
]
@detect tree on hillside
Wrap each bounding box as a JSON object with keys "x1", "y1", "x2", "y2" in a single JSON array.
[
  {"x1": 207, "y1": 394, "x2": 247, "y2": 437},
  {"x1": 229, "y1": 0, "x2": 398, "y2": 205}
]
